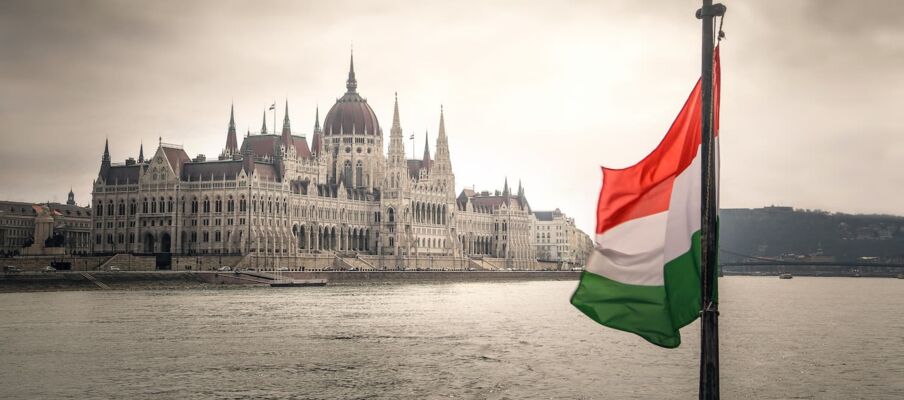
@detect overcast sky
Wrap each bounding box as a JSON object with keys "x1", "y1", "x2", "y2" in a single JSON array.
[{"x1": 1, "y1": 0, "x2": 902, "y2": 234}]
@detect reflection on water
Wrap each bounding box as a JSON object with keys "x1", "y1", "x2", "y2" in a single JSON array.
[{"x1": 1, "y1": 277, "x2": 903, "y2": 399}]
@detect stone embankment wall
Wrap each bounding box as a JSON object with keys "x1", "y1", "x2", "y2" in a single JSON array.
[
  {"x1": 3, "y1": 254, "x2": 577, "y2": 273},
  {"x1": 1, "y1": 270, "x2": 580, "y2": 292}
]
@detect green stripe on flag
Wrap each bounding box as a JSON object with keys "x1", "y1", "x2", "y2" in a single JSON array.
[
  {"x1": 571, "y1": 271, "x2": 680, "y2": 348},
  {"x1": 664, "y1": 230, "x2": 703, "y2": 333},
  {"x1": 571, "y1": 230, "x2": 705, "y2": 349}
]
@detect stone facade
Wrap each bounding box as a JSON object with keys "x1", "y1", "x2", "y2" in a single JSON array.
[
  {"x1": 0, "y1": 194, "x2": 93, "y2": 256},
  {"x1": 90, "y1": 54, "x2": 582, "y2": 267},
  {"x1": 532, "y1": 208, "x2": 592, "y2": 266}
]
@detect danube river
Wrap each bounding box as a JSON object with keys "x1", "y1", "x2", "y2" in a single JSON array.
[{"x1": 1, "y1": 277, "x2": 902, "y2": 399}]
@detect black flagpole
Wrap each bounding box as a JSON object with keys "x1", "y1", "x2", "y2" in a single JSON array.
[{"x1": 696, "y1": 1, "x2": 725, "y2": 399}]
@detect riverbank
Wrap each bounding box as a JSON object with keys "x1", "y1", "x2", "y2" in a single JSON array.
[{"x1": 0, "y1": 270, "x2": 580, "y2": 293}]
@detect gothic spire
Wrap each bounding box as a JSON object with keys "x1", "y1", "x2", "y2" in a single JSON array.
[
  {"x1": 261, "y1": 111, "x2": 268, "y2": 134},
  {"x1": 313, "y1": 105, "x2": 321, "y2": 133},
  {"x1": 438, "y1": 105, "x2": 446, "y2": 139},
  {"x1": 225, "y1": 104, "x2": 238, "y2": 154},
  {"x1": 423, "y1": 130, "x2": 432, "y2": 168},
  {"x1": 392, "y1": 92, "x2": 401, "y2": 131},
  {"x1": 503, "y1": 177, "x2": 510, "y2": 197},
  {"x1": 138, "y1": 141, "x2": 144, "y2": 163},
  {"x1": 281, "y1": 100, "x2": 293, "y2": 152},
  {"x1": 346, "y1": 49, "x2": 357, "y2": 93},
  {"x1": 102, "y1": 138, "x2": 110, "y2": 164}
]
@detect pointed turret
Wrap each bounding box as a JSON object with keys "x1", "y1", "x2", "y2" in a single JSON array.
[
  {"x1": 392, "y1": 92, "x2": 402, "y2": 132},
  {"x1": 313, "y1": 105, "x2": 321, "y2": 134},
  {"x1": 346, "y1": 50, "x2": 357, "y2": 93},
  {"x1": 223, "y1": 104, "x2": 238, "y2": 155},
  {"x1": 433, "y1": 105, "x2": 453, "y2": 175},
  {"x1": 502, "y1": 177, "x2": 510, "y2": 197},
  {"x1": 517, "y1": 180, "x2": 530, "y2": 212},
  {"x1": 261, "y1": 111, "x2": 268, "y2": 135},
  {"x1": 387, "y1": 92, "x2": 407, "y2": 178},
  {"x1": 138, "y1": 142, "x2": 145, "y2": 163},
  {"x1": 99, "y1": 138, "x2": 111, "y2": 180},
  {"x1": 102, "y1": 138, "x2": 110, "y2": 163},
  {"x1": 312, "y1": 105, "x2": 323, "y2": 157},
  {"x1": 422, "y1": 130, "x2": 432, "y2": 170},
  {"x1": 281, "y1": 100, "x2": 293, "y2": 151}
]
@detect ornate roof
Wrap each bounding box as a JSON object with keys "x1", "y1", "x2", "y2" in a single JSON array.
[{"x1": 322, "y1": 53, "x2": 380, "y2": 136}]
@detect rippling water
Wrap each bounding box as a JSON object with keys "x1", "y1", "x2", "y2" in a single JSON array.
[{"x1": 1, "y1": 277, "x2": 903, "y2": 399}]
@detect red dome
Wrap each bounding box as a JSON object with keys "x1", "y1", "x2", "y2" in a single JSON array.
[
  {"x1": 323, "y1": 52, "x2": 381, "y2": 136},
  {"x1": 323, "y1": 93, "x2": 380, "y2": 136}
]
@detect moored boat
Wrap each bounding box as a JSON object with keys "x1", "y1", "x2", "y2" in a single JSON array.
[{"x1": 779, "y1": 273, "x2": 793, "y2": 279}]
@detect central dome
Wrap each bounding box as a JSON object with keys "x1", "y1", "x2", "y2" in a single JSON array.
[{"x1": 323, "y1": 54, "x2": 381, "y2": 136}]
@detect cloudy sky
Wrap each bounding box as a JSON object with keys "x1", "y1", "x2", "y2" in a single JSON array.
[{"x1": 1, "y1": 0, "x2": 902, "y2": 234}]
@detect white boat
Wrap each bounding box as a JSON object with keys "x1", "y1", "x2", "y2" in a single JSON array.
[{"x1": 779, "y1": 273, "x2": 793, "y2": 279}]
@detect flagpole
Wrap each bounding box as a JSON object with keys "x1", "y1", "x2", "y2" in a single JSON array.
[{"x1": 696, "y1": 1, "x2": 725, "y2": 399}]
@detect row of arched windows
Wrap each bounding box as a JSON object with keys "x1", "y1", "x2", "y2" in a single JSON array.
[{"x1": 412, "y1": 202, "x2": 448, "y2": 225}]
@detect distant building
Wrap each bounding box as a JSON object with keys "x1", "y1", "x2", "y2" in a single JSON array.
[
  {"x1": 532, "y1": 208, "x2": 591, "y2": 266},
  {"x1": 0, "y1": 193, "x2": 93, "y2": 256}
]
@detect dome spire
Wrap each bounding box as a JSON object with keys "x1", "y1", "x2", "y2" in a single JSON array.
[{"x1": 346, "y1": 48, "x2": 357, "y2": 93}]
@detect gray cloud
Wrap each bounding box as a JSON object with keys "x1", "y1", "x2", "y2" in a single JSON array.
[{"x1": 0, "y1": 0, "x2": 902, "y2": 234}]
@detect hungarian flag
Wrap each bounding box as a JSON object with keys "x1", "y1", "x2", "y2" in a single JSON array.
[{"x1": 571, "y1": 47, "x2": 721, "y2": 348}]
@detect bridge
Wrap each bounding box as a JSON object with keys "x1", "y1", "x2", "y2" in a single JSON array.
[{"x1": 718, "y1": 249, "x2": 904, "y2": 271}]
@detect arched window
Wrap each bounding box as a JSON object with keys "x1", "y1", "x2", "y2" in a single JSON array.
[
  {"x1": 355, "y1": 160, "x2": 364, "y2": 187},
  {"x1": 142, "y1": 198, "x2": 148, "y2": 213},
  {"x1": 97, "y1": 201, "x2": 104, "y2": 215},
  {"x1": 215, "y1": 197, "x2": 222, "y2": 213},
  {"x1": 343, "y1": 160, "x2": 352, "y2": 187},
  {"x1": 227, "y1": 197, "x2": 234, "y2": 212},
  {"x1": 387, "y1": 207, "x2": 395, "y2": 223},
  {"x1": 191, "y1": 197, "x2": 198, "y2": 213},
  {"x1": 239, "y1": 196, "x2": 246, "y2": 212},
  {"x1": 158, "y1": 197, "x2": 165, "y2": 213},
  {"x1": 203, "y1": 197, "x2": 210, "y2": 213},
  {"x1": 118, "y1": 201, "x2": 125, "y2": 216},
  {"x1": 167, "y1": 197, "x2": 173, "y2": 213}
]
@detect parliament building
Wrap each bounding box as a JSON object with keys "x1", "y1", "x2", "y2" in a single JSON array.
[{"x1": 91, "y1": 54, "x2": 583, "y2": 269}]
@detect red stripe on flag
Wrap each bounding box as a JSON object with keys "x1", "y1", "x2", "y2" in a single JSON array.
[{"x1": 596, "y1": 47, "x2": 721, "y2": 235}]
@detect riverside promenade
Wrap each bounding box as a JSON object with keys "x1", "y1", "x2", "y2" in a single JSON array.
[{"x1": 0, "y1": 270, "x2": 581, "y2": 293}]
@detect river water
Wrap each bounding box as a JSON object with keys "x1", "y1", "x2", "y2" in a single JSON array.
[{"x1": 1, "y1": 277, "x2": 902, "y2": 399}]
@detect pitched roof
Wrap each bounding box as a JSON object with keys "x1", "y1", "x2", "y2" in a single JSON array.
[
  {"x1": 240, "y1": 134, "x2": 312, "y2": 159},
  {"x1": 162, "y1": 146, "x2": 191, "y2": 176},
  {"x1": 182, "y1": 160, "x2": 244, "y2": 181},
  {"x1": 104, "y1": 164, "x2": 142, "y2": 184},
  {"x1": 252, "y1": 162, "x2": 278, "y2": 181}
]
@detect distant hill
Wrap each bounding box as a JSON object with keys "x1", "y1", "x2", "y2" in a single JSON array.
[{"x1": 719, "y1": 206, "x2": 904, "y2": 262}]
